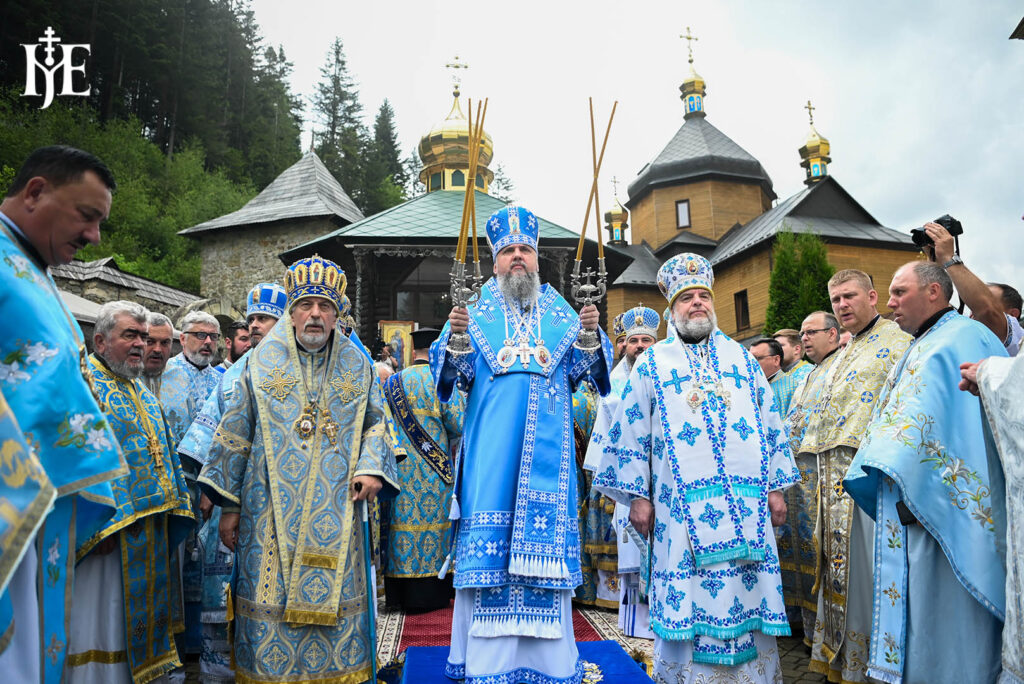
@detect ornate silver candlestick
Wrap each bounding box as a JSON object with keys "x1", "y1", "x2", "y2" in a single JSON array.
[{"x1": 570, "y1": 257, "x2": 606, "y2": 352}]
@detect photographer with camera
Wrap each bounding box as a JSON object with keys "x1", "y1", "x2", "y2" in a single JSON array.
[{"x1": 918, "y1": 220, "x2": 1022, "y2": 356}]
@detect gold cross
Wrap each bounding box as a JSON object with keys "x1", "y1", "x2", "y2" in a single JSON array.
[
  {"x1": 264, "y1": 644, "x2": 289, "y2": 671},
  {"x1": 805, "y1": 99, "x2": 815, "y2": 125},
  {"x1": 445, "y1": 54, "x2": 468, "y2": 94},
  {"x1": 259, "y1": 367, "x2": 298, "y2": 402},
  {"x1": 680, "y1": 26, "x2": 698, "y2": 64},
  {"x1": 330, "y1": 371, "x2": 364, "y2": 403}
]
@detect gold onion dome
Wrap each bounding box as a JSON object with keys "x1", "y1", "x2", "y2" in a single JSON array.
[
  {"x1": 679, "y1": 27, "x2": 706, "y2": 119},
  {"x1": 418, "y1": 87, "x2": 495, "y2": 192},
  {"x1": 799, "y1": 122, "x2": 830, "y2": 159},
  {"x1": 798, "y1": 100, "x2": 831, "y2": 185},
  {"x1": 605, "y1": 195, "x2": 627, "y2": 226}
]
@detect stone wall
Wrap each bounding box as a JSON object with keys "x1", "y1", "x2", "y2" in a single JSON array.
[{"x1": 197, "y1": 218, "x2": 334, "y2": 307}]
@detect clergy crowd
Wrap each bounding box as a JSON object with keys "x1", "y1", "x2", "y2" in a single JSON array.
[{"x1": 0, "y1": 145, "x2": 1021, "y2": 684}]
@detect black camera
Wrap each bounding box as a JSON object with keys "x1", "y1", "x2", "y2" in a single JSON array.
[{"x1": 910, "y1": 214, "x2": 963, "y2": 249}]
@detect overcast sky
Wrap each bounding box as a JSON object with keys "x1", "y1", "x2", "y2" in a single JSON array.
[{"x1": 251, "y1": 0, "x2": 1023, "y2": 287}]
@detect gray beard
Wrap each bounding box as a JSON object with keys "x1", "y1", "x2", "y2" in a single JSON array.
[
  {"x1": 673, "y1": 311, "x2": 717, "y2": 341},
  {"x1": 498, "y1": 271, "x2": 540, "y2": 305},
  {"x1": 183, "y1": 348, "x2": 211, "y2": 368},
  {"x1": 101, "y1": 354, "x2": 143, "y2": 380}
]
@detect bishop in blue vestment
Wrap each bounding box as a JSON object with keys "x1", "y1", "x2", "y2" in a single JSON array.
[
  {"x1": 199, "y1": 256, "x2": 399, "y2": 683},
  {"x1": 431, "y1": 206, "x2": 611, "y2": 684}
]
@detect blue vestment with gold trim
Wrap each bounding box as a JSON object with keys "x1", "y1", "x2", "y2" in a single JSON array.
[
  {"x1": 75, "y1": 354, "x2": 193, "y2": 682},
  {"x1": 198, "y1": 322, "x2": 400, "y2": 683},
  {"x1": 0, "y1": 216, "x2": 124, "y2": 680}
]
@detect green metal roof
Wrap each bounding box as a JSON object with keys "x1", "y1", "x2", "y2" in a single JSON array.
[{"x1": 290, "y1": 190, "x2": 581, "y2": 248}]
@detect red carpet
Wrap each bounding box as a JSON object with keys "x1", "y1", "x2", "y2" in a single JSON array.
[{"x1": 397, "y1": 602, "x2": 600, "y2": 651}]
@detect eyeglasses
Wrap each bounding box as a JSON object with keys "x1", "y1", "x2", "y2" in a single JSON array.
[
  {"x1": 799, "y1": 328, "x2": 828, "y2": 338},
  {"x1": 752, "y1": 354, "x2": 778, "y2": 361},
  {"x1": 184, "y1": 331, "x2": 221, "y2": 342}
]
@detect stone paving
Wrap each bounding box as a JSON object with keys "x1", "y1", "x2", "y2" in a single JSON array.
[{"x1": 778, "y1": 636, "x2": 829, "y2": 683}]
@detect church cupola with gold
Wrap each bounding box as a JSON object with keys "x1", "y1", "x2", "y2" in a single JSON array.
[
  {"x1": 679, "y1": 26, "x2": 706, "y2": 119},
  {"x1": 799, "y1": 100, "x2": 831, "y2": 186},
  {"x1": 418, "y1": 57, "x2": 494, "y2": 193},
  {"x1": 625, "y1": 29, "x2": 775, "y2": 248},
  {"x1": 604, "y1": 179, "x2": 629, "y2": 245}
]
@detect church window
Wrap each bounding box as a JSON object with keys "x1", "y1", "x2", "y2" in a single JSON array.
[
  {"x1": 430, "y1": 172, "x2": 443, "y2": 191},
  {"x1": 676, "y1": 200, "x2": 691, "y2": 229},
  {"x1": 734, "y1": 290, "x2": 750, "y2": 330},
  {"x1": 476, "y1": 174, "x2": 485, "y2": 189},
  {"x1": 451, "y1": 169, "x2": 465, "y2": 187}
]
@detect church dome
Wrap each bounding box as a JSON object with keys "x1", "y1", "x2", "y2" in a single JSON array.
[
  {"x1": 679, "y1": 64, "x2": 707, "y2": 120},
  {"x1": 798, "y1": 101, "x2": 831, "y2": 185},
  {"x1": 418, "y1": 87, "x2": 495, "y2": 193}
]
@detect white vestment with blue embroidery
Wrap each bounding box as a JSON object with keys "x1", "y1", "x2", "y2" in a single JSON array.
[
  {"x1": 431, "y1": 278, "x2": 611, "y2": 684},
  {"x1": 593, "y1": 330, "x2": 797, "y2": 672}
]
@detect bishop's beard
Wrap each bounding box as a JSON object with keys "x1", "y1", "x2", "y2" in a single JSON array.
[
  {"x1": 498, "y1": 270, "x2": 541, "y2": 305},
  {"x1": 673, "y1": 311, "x2": 717, "y2": 341}
]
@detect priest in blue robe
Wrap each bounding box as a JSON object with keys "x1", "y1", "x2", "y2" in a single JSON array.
[
  {"x1": 845, "y1": 261, "x2": 1007, "y2": 684},
  {"x1": 431, "y1": 205, "x2": 611, "y2": 684},
  {"x1": 593, "y1": 253, "x2": 797, "y2": 683},
  {"x1": 159, "y1": 308, "x2": 224, "y2": 659},
  {"x1": 177, "y1": 281, "x2": 286, "y2": 683},
  {"x1": 0, "y1": 146, "x2": 125, "y2": 681},
  {"x1": 382, "y1": 326, "x2": 465, "y2": 613},
  {"x1": 67, "y1": 301, "x2": 194, "y2": 682}
]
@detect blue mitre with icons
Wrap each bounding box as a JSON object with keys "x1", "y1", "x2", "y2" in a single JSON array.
[
  {"x1": 246, "y1": 282, "x2": 287, "y2": 320},
  {"x1": 612, "y1": 312, "x2": 627, "y2": 342},
  {"x1": 486, "y1": 204, "x2": 539, "y2": 258},
  {"x1": 285, "y1": 254, "x2": 346, "y2": 311},
  {"x1": 621, "y1": 304, "x2": 661, "y2": 339},
  {"x1": 658, "y1": 252, "x2": 714, "y2": 305}
]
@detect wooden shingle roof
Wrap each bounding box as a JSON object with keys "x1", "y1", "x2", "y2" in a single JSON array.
[{"x1": 179, "y1": 151, "x2": 363, "y2": 236}]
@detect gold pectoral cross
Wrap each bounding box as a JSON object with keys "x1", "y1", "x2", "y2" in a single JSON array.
[{"x1": 321, "y1": 415, "x2": 339, "y2": 446}]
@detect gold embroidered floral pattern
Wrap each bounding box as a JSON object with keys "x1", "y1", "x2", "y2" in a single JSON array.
[{"x1": 883, "y1": 582, "x2": 902, "y2": 606}]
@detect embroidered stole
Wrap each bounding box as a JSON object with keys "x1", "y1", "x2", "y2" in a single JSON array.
[
  {"x1": 383, "y1": 371, "x2": 452, "y2": 484},
  {"x1": 249, "y1": 324, "x2": 369, "y2": 626},
  {"x1": 647, "y1": 335, "x2": 770, "y2": 567}
]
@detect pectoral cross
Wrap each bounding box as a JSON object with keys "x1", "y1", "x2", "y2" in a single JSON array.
[
  {"x1": 518, "y1": 339, "x2": 533, "y2": 368},
  {"x1": 147, "y1": 439, "x2": 165, "y2": 471}
]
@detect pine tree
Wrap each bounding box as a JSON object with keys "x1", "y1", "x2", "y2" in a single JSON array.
[
  {"x1": 490, "y1": 163, "x2": 516, "y2": 203},
  {"x1": 361, "y1": 100, "x2": 408, "y2": 215},
  {"x1": 763, "y1": 229, "x2": 802, "y2": 333},
  {"x1": 795, "y1": 231, "x2": 835, "y2": 319},
  {"x1": 311, "y1": 38, "x2": 367, "y2": 208},
  {"x1": 763, "y1": 228, "x2": 835, "y2": 333}
]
